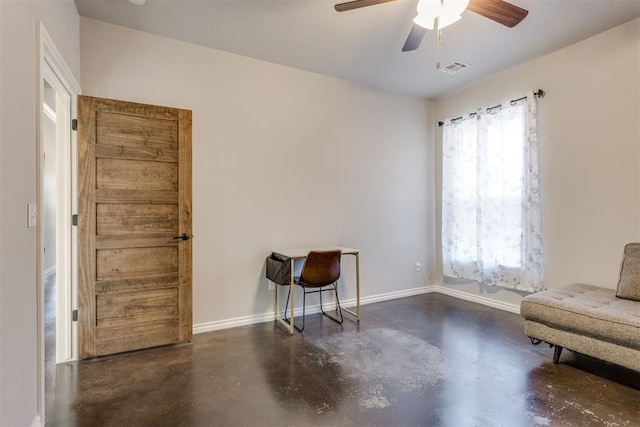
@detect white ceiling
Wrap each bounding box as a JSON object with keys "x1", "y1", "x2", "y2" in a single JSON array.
[{"x1": 74, "y1": 0, "x2": 640, "y2": 98}]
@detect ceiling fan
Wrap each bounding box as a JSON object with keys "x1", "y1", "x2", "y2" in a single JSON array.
[{"x1": 334, "y1": 0, "x2": 529, "y2": 52}]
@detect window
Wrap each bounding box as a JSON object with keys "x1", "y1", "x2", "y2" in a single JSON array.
[{"x1": 441, "y1": 92, "x2": 544, "y2": 292}]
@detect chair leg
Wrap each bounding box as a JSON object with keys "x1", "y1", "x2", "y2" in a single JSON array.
[
  {"x1": 284, "y1": 288, "x2": 307, "y2": 332},
  {"x1": 291, "y1": 283, "x2": 343, "y2": 331},
  {"x1": 333, "y1": 283, "x2": 344, "y2": 323},
  {"x1": 299, "y1": 288, "x2": 306, "y2": 332},
  {"x1": 319, "y1": 283, "x2": 343, "y2": 325},
  {"x1": 283, "y1": 285, "x2": 304, "y2": 332},
  {"x1": 283, "y1": 286, "x2": 291, "y2": 322}
]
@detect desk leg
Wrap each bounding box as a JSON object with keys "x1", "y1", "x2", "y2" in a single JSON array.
[
  {"x1": 342, "y1": 252, "x2": 360, "y2": 321},
  {"x1": 274, "y1": 280, "x2": 278, "y2": 321},
  {"x1": 356, "y1": 252, "x2": 360, "y2": 320},
  {"x1": 274, "y1": 259, "x2": 297, "y2": 334},
  {"x1": 289, "y1": 258, "x2": 295, "y2": 334}
]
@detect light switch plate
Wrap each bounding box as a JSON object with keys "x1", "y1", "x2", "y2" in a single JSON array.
[{"x1": 27, "y1": 203, "x2": 37, "y2": 228}]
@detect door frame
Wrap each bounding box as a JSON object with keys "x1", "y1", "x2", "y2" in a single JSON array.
[
  {"x1": 36, "y1": 20, "x2": 81, "y2": 422},
  {"x1": 42, "y1": 63, "x2": 73, "y2": 364}
]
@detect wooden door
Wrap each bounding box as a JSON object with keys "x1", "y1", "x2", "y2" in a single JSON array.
[{"x1": 77, "y1": 96, "x2": 192, "y2": 358}]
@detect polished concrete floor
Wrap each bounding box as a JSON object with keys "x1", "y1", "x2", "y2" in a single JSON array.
[{"x1": 46, "y1": 293, "x2": 640, "y2": 426}]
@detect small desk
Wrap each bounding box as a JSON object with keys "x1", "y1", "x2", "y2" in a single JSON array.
[{"x1": 271, "y1": 246, "x2": 360, "y2": 334}]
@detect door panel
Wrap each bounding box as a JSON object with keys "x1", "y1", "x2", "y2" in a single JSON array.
[
  {"x1": 96, "y1": 158, "x2": 178, "y2": 191},
  {"x1": 96, "y1": 189, "x2": 179, "y2": 204},
  {"x1": 96, "y1": 246, "x2": 178, "y2": 280},
  {"x1": 96, "y1": 111, "x2": 179, "y2": 147},
  {"x1": 96, "y1": 288, "x2": 179, "y2": 326},
  {"x1": 97, "y1": 204, "x2": 179, "y2": 235},
  {"x1": 95, "y1": 318, "x2": 179, "y2": 355},
  {"x1": 78, "y1": 96, "x2": 192, "y2": 358}
]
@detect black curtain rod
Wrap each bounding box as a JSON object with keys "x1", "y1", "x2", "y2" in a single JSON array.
[{"x1": 438, "y1": 89, "x2": 545, "y2": 127}]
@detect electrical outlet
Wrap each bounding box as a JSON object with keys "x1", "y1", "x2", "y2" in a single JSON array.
[
  {"x1": 415, "y1": 262, "x2": 422, "y2": 272},
  {"x1": 268, "y1": 281, "x2": 274, "y2": 291}
]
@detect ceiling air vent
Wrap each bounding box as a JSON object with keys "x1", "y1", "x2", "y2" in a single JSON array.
[{"x1": 439, "y1": 61, "x2": 471, "y2": 75}]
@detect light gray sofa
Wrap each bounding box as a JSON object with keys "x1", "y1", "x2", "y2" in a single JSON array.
[{"x1": 521, "y1": 244, "x2": 640, "y2": 371}]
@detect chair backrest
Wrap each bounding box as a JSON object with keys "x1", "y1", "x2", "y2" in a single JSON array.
[{"x1": 298, "y1": 250, "x2": 341, "y2": 287}]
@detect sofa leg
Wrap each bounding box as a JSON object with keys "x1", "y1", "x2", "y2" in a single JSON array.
[{"x1": 553, "y1": 345, "x2": 563, "y2": 364}]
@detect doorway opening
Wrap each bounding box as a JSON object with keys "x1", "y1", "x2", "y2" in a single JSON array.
[{"x1": 37, "y1": 21, "x2": 80, "y2": 423}]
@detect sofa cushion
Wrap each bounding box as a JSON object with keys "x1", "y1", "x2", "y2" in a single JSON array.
[
  {"x1": 617, "y1": 243, "x2": 640, "y2": 301},
  {"x1": 521, "y1": 283, "x2": 640, "y2": 350}
]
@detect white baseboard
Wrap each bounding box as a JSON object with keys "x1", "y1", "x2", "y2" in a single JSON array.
[
  {"x1": 193, "y1": 284, "x2": 521, "y2": 335},
  {"x1": 430, "y1": 284, "x2": 521, "y2": 314},
  {"x1": 193, "y1": 285, "x2": 433, "y2": 335},
  {"x1": 351, "y1": 285, "x2": 434, "y2": 306},
  {"x1": 193, "y1": 312, "x2": 276, "y2": 334}
]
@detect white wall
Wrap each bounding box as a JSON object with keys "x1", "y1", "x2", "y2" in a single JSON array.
[
  {"x1": 80, "y1": 18, "x2": 436, "y2": 328},
  {"x1": 0, "y1": 0, "x2": 80, "y2": 425},
  {"x1": 435, "y1": 18, "x2": 640, "y2": 306}
]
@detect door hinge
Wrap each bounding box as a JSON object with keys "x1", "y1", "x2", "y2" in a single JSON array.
[
  {"x1": 71, "y1": 119, "x2": 78, "y2": 131},
  {"x1": 72, "y1": 214, "x2": 78, "y2": 226},
  {"x1": 72, "y1": 309, "x2": 78, "y2": 322}
]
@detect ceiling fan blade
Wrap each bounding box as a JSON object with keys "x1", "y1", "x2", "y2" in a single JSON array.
[
  {"x1": 402, "y1": 24, "x2": 426, "y2": 52},
  {"x1": 335, "y1": 0, "x2": 396, "y2": 12},
  {"x1": 468, "y1": 0, "x2": 529, "y2": 28}
]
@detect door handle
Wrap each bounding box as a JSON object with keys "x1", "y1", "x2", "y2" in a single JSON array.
[{"x1": 172, "y1": 233, "x2": 190, "y2": 241}]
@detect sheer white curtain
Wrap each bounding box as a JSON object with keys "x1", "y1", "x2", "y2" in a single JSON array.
[{"x1": 442, "y1": 91, "x2": 544, "y2": 292}]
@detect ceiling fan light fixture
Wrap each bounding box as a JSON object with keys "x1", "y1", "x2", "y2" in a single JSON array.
[
  {"x1": 414, "y1": 0, "x2": 439, "y2": 29},
  {"x1": 414, "y1": 0, "x2": 469, "y2": 30},
  {"x1": 439, "y1": 0, "x2": 468, "y2": 27},
  {"x1": 412, "y1": 15, "x2": 435, "y2": 30},
  {"x1": 438, "y1": 13, "x2": 462, "y2": 28}
]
